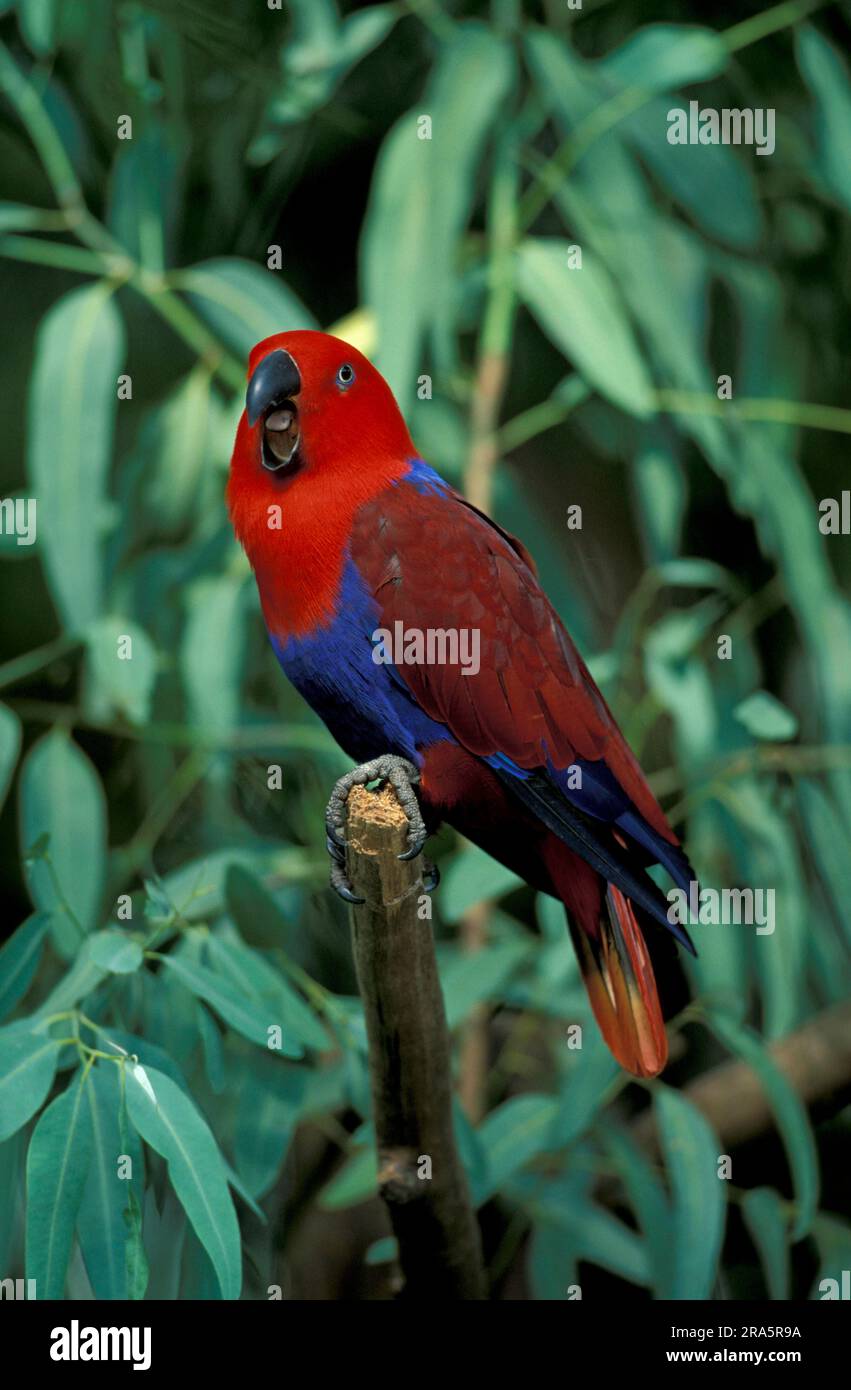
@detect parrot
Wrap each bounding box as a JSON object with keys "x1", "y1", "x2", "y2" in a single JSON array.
[{"x1": 228, "y1": 329, "x2": 696, "y2": 1078}]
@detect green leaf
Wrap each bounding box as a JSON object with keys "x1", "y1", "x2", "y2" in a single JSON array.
[
  {"x1": 733, "y1": 690, "x2": 799, "y2": 742},
  {"x1": 0, "y1": 913, "x2": 49, "y2": 1020},
  {"x1": 654, "y1": 1086, "x2": 725, "y2": 1298},
  {"x1": 125, "y1": 1062, "x2": 241, "y2": 1299},
  {"x1": 160, "y1": 847, "x2": 295, "y2": 923},
  {"x1": 206, "y1": 934, "x2": 328, "y2": 1052},
  {"x1": 18, "y1": 0, "x2": 57, "y2": 57},
  {"x1": 196, "y1": 1002, "x2": 225, "y2": 1094},
  {"x1": 250, "y1": 2, "x2": 398, "y2": 157},
  {"x1": 233, "y1": 1060, "x2": 306, "y2": 1199},
  {"x1": 631, "y1": 435, "x2": 686, "y2": 564},
  {"x1": 124, "y1": 1187, "x2": 148, "y2": 1301},
  {"x1": 26, "y1": 283, "x2": 124, "y2": 630},
  {"x1": 0, "y1": 703, "x2": 21, "y2": 810},
  {"x1": 796, "y1": 780, "x2": 851, "y2": 949},
  {"x1": 476, "y1": 1094, "x2": 560, "y2": 1202},
  {"x1": 362, "y1": 23, "x2": 515, "y2": 410},
  {"x1": 180, "y1": 574, "x2": 245, "y2": 734},
  {"x1": 601, "y1": 1123, "x2": 673, "y2": 1296},
  {"x1": 19, "y1": 729, "x2": 107, "y2": 958},
  {"x1": 0, "y1": 1129, "x2": 24, "y2": 1274},
  {"x1": 87, "y1": 930, "x2": 143, "y2": 975},
  {"x1": 722, "y1": 778, "x2": 808, "y2": 1037},
  {"x1": 796, "y1": 26, "x2": 851, "y2": 214},
  {"x1": 440, "y1": 844, "x2": 523, "y2": 922},
  {"x1": 810, "y1": 1212, "x2": 851, "y2": 1299},
  {"x1": 26, "y1": 1067, "x2": 93, "y2": 1297},
  {"x1": 555, "y1": 1026, "x2": 620, "y2": 1147},
  {"x1": 622, "y1": 100, "x2": 762, "y2": 250},
  {"x1": 107, "y1": 121, "x2": 179, "y2": 272},
  {"x1": 517, "y1": 239, "x2": 655, "y2": 418},
  {"x1": 441, "y1": 939, "x2": 531, "y2": 1030},
  {"x1": 77, "y1": 1063, "x2": 145, "y2": 1300},
  {"x1": 361, "y1": 113, "x2": 434, "y2": 412},
  {"x1": 179, "y1": 1225, "x2": 223, "y2": 1299},
  {"x1": 82, "y1": 616, "x2": 158, "y2": 726},
  {"x1": 599, "y1": 23, "x2": 728, "y2": 92},
  {"x1": 0, "y1": 1025, "x2": 59, "y2": 1141},
  {"x1": 225, "y1": 865, "x2": 289, "y2": 948},
  {"x1": 365, "y1": 1235, "x2": 397, "y2": 1266},
  {"x1": 104, "y1": 1029, "x2": 190, "y2": 1094},
  {"x1": 529, "y1": 1221, "x2": 577, "y2": 1300},
  {"x1": 537, "y1": 1193, "x2": 651, "y2": 1287},
  {"x1": 705, "y1": 1012, "x2": 819, "y2": 1239},
  {"x1": 452, "y1": 1099, "x2": 491, "y2": 1207},
  {"x1": 421, "y1": 22, "x2": 516, "y2": 373},
  {"x1": 34, "y1": 937, "x2": 107, "y2": 1016},
  {"x1": 319, "y1": 1141, "x2": 378, "y2": 1210},
  {"x1": 742, "y1": 1187, "x2": 790, "y2": 1300},
  {"x1": 157, "y1": 951, "x2": 303, "y2": 1055},
  {"x1": 181, "y1": 257, "x2": 316, "y2": 361}
]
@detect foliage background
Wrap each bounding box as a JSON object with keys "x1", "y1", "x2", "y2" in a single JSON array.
[{"x1": 0, "y1": 0, "x2": 849, "y2": 1301}]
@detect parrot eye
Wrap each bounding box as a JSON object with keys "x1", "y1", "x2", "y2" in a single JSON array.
[{"x1": 336, "y1": 363, "x2": 355, "y2": 389}]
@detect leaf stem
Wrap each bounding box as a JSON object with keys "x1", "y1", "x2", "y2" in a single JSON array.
[{"x1": 0, "y1": 635, "x2": 79, "y2": 692}]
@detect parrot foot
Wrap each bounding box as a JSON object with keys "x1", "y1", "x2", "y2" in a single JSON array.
[{"x1": 325, "y1": 756, "x2": 431, "y2": 904}]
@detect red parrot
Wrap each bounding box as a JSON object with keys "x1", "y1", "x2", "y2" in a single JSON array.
[{"x1": 228, "y1": 330, "x2": 695, "y2": 1078}]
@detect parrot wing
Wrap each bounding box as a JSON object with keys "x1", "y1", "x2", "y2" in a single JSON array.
[{"x1": 351, "y1": 467, "x2": 694, "y2": 928}]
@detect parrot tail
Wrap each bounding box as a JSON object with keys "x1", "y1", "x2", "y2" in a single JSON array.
[
  {"x1": 543, "y1": 837, "x2": 669, "y2": 1078},
  {"x1": 567, "y1": 886, "x2": 668, "y2": 1078}
]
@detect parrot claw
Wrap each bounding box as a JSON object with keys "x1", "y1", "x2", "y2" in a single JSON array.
[
  {"x1": 324, "y1": 755, "x2": 429, "y2": 904},
  {"x1": 326, "y1": 833, "x2": 365, "y2": 905}
]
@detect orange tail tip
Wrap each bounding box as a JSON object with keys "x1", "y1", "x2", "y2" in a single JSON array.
[{"x1": 571, "y1": 884, "x2": 669, "y2": 1079}]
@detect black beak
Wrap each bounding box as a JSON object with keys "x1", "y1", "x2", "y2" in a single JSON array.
[{"x1": 246, "y1": 349, "x2": 301, "y2": 427}]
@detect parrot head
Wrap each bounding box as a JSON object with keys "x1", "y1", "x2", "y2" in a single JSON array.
[
  {"x1": 227, "y1": 330, "x2": 417, "y2": 631},
  {"x1": 229, "y1": 330, "x2": 414, "y2": 507}
]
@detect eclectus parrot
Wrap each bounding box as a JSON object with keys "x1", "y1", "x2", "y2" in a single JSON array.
[{"x1": 228, "y1": 330, "x2": 696, "y2": 1078}]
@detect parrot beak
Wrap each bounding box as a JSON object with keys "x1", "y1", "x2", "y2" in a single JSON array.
[{"x1": 246, "y1": 348, "x2": 302, "y2": 473}]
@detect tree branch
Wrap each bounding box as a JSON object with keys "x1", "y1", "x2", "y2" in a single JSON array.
[
  {"x1": 633, "y1": 1000, "x2": 851, "y2": 1153},
  {"x1": 346, "y1": 784, "x2": 486, "y2": 1300}
]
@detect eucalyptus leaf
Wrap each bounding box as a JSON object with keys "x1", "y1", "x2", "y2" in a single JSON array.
[
  {"x1": 26, "y1": 1067, "x2": 93, "y2": 1297},
  {"x1": 741, "y1": 1187, "x2": 790, "y2": 1300},
  {"x1": 26, "y1": 284, "x2": 124, "y2": 631},
  {"x1": 733, "y1": 691, "x2": 799, "y2": 742},
  {"x1": 157, "y1": 951, "x2": 303, "y2": 1055},
  {"x1": 88, "y1": 930, "x2": 144, "y2": 975},
  {"x1": 83, "y1": 616, "x2": 158, "y2": 727},
  {"x1": 517, "y1": 239, "x2": 655, "y2": 418},
  {"x1": 654, "y1": 1086, "x2": 725, "y2": 1299},
  {"x1": 705, "y1": 1011, "x2": 819, "y2": 1240},
  {"x1": 599, "y1": 23, "x2": 728, "y2": 92},
  {"x1": 77, "y1": 1062, "x2": 145, "y2": 1300},
  {"x1": 0, "y1": 703, "x2": 21, "y2": 810},
  {"x1": 0, "y1": 1026, "x2": 59, "y2": 1141},
  {"x1": 125, "y1": 1062, "x2": 241, "y2": 1299},
  {"x1": 182, "y1": 257, "x2": 316, "y2": 360},
  {"x1": 0, "y1": 913, "x2": 49, "y2": 1020},
  {"x1": 19, "y1": 729, "x2": 107, "y2": 959},
  {"x1": 796, "y1": 26, "x2": 851, "y2": 214}
]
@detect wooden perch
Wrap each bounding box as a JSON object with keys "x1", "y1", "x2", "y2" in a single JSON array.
[{"x1": 345, "y1": 783, "x2": 486, "y2": 1300}]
